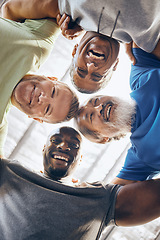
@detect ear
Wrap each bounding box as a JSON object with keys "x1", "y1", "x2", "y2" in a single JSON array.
[
  {"x1": 72, "y1": 44, "x2": 79, "y2": 57},
  {"x1": 47, "y1": 76, "x2": 58, "y2": 81},
  {"x1": 99, "y1": 137, "x2": 109, "y2": 144},
  {"x1": 113, "y1": 58, "x2": 119, "y2": 71},
  {"x1": 42, "y1": 145, "x2": 46, "y2": 152},
  {"x1": 32, "y1": 117, "x2": 43, "y2": 123}
]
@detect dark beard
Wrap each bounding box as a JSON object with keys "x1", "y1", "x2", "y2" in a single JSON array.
[{"x1": 47, "y1": 166, "x2": 68, "y2": 180}]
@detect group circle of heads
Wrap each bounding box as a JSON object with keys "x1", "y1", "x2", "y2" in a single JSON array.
[{"x1": 41, "y1": 31, "x2": 133, "y2": 180}]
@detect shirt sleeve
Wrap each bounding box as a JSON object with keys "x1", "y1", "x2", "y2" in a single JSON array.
[
  {"x1": 0, "y1": 114, "x2": 8, "y2": 157},
  {"x1": 117, "y1": 147, "x2": 159, "y2": 181},
  {"x1": 104, "y1": 184, "x2": 121, "y2": 226}
]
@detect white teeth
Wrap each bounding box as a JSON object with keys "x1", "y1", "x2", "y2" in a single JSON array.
[
  {"x1": 88, "y1": 51, "x2": 104, "y2": 60},
  {"x1": 54, "y1": 155, "x2": 68, "y2": 161},
  {"x1": 107, "y1": 105, "x2": 112, "y2": 119}
]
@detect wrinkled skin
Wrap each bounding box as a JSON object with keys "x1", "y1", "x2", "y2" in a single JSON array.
[
  {"x1": 11, "y1": 75, "x2": 74, "y2": 123},
  {"x1": 72, "y1": 31, "x2": 119, "y2": 93},
  {"x1": 76, "y1": 95, "x2": 133, "y2": 143}
]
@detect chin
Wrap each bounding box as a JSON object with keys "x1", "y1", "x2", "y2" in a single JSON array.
[{"x1": 113, "y1": 98, "x2": 136, "y2": 134}]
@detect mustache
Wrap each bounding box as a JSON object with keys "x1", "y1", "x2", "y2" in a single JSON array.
[{"x1": 48, "y1": 149, "x2": 73, "y2": 162}]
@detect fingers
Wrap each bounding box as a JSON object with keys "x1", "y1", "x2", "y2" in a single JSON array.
[
  {"x1": 57, "y1": 13, "x2": 70, "y2": 34},
  {"x1": 57, "y1": 13, "x2": 70, "y2": 28},
  {"x1": 124, "y1": 42, "x2": 136, "y2": 65},
  {"x1": 57, "y1": 13, "x2": 74, "y2": 39},
  {"x1": 56, "y1": 13, "x2": 83, "y2": 40}
]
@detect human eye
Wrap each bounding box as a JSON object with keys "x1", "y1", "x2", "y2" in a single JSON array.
[
  {"x1": 77, "y1": 67, "x2": 87, "y2": 78},
  {"x1": 45, "y1": 104, "x2": 50, "y2": 115},
  {"x1": 91, "y1": 73, "x2": 103, "y2": 82},
  {"x1": 94, "y1": 98, "x2": 99, "y2": 106},
  {"x1": 89, "y1": 97, "x2": 99, "y2": 107},
  {"x1": 51, "y1": 87, "x2": 55, "y2": 98},
  {"x1": 69, "y1": 142, "x2": 80, "y2": 149},
  {"x1": 88, "y1": 97, "x2": 98, "y2": 107},
  {"x1": 78, "y1": 67, "x2": 86, "y2": 73},
  {"x1": 90, "y1": 112, "x2": 94, "y2": 123},
  {"x1": 50, "y1": 137, "x2": 61, "y2": 145}
]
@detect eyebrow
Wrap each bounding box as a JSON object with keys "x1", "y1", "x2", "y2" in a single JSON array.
[
  {"x1": 91, "y1": 73, "x2": 103, "y2": 82},
  {"x1": 51, "y1": 134, "x2": 80, "y2": 142},
  {"x1": 48, "y1": 105, "x2": 53, "y2": 117},
  {"x1": 50, "y1": 134, "x2": 62, "y2": 138},
  {"x1": 77, "y1": 70, "x2": 103, "y2": 82},
  {"x1": 77, "y1": 69, "x2": 86, "y2": 79},
  {"x1": 70, "y1": 136, "x2": 81, "y2": 143}
]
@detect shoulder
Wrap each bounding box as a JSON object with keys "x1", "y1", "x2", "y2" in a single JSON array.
[{"x1": 130, "y1": 48, "x2": 160, "y2": 90}]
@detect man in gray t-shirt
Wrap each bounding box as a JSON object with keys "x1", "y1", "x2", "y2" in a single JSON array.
[
  {"x1": 2, "y1": 0, "x2": 160, "y2": 94},
  {"x1": 0, "y1": 126, "x2": 160, "y2": 240}
]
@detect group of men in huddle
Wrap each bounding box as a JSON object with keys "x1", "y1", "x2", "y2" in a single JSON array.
[{"x1": 0, "y1": 0, "x2": 160, "y2": 239}]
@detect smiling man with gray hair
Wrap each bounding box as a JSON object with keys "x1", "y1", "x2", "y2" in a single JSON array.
[{"x1": 76, "y1": 40, "x2": 160, "y2": 185}]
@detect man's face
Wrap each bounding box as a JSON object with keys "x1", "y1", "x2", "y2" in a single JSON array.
[
  {"x1": 72, "y1": 32, "x2": 119, "y2": 93},
  {"x1": 76, "y1": 96, "x2": 132, "y2": 143},
  {"x1": 11, "y1": 75, "x2": 74, "y2": 123},
  {"x1": 43, "y1": 127, "x2": 82, "y2": 179}
]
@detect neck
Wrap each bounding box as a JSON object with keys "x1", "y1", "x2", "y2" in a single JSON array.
[{"x1": 43, "y1": 170, "x2": 76, "y2": 186}]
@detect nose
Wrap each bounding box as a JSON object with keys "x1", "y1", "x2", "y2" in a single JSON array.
[
  {"x1": 87, "y1": 62, "x2": 97, "y2": 72},
  {"x1": 38, "y1": 93, "x2": 49, "y2": 104},
  {"x1": 57, "y1": 142, "x2": 70, "y2": 151}
]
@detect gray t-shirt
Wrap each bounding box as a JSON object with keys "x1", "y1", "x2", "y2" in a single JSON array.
[
  {"x1": 58, "y1": 0, "x2": 160, "y2": 52},
  {"x1": 0, "y1": 159, "x2": 120, "y2": 240}
]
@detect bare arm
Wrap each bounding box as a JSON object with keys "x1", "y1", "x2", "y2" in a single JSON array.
[
  {"x1": 2, "y1": 0, "x2": 59, "y2": 22},
  {"x1": 124, "y1": 41, "x2": 136, "y2": 65},
  {"x1": 151, "y1": 39, "x2": 160, "y2": 59},
  {"x1": 134, "y1": 40, "x2": 160, "y2": 60},
  {"x1": 111, "y1": 177, "x2": 139, "y2": 185},
  {"x1": 115, "y1": 178, "x2": 160, "y2": 226}
]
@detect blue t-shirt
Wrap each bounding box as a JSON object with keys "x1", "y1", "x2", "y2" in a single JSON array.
[{"x1": 117, "y1": 48, "x2": 160, "y2": 181}]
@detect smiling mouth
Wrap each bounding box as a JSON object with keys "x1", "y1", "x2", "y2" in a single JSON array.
[
  {"x1": 101, "y1": 102, "x2": 113, "y2": 122},
  {"x1": 88, "y1": 50, "x2": 105, "y2": 60},
  {"x1": 51, "y1": 154, "x2": 70, "y2": 163}
]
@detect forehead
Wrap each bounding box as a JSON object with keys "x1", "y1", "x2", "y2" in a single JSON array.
[{"x1": 49, "y1": 128, "x2": 81, "y2": 142}]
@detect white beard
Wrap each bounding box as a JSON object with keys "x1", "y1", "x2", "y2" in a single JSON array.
[{"x1": 108, "y1": 97, "x2": 136, "y2": 136}]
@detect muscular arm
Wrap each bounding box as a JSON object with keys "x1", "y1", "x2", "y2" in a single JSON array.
[
  {"x1": 2, "y1": 0, "x2": 59, "y2": 22},
  {"x1": 115, "y1": 179, "x2": 160, "y2": 226}
]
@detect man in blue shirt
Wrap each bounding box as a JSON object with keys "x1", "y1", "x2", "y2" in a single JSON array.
[{"x1": 76, "y1": 41, "x2": 160, "y2": 184}]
